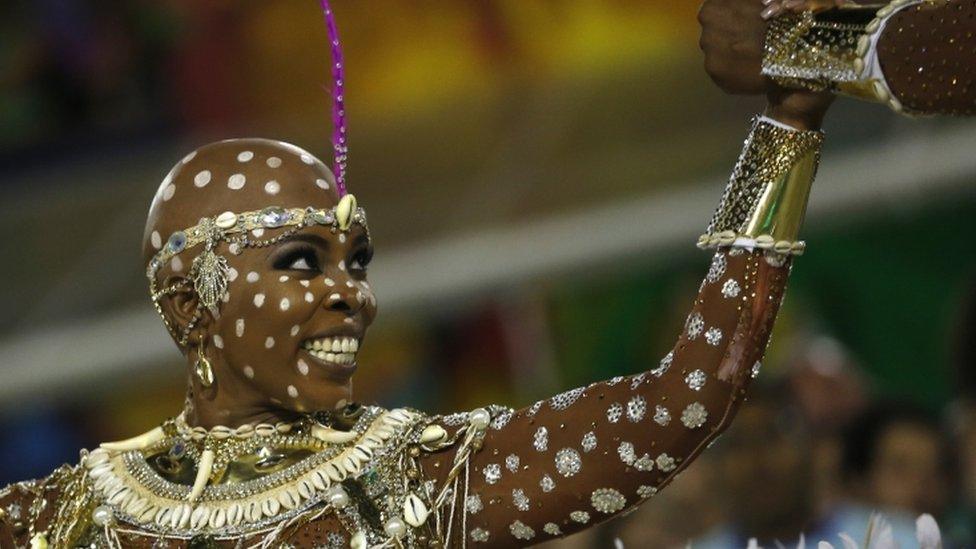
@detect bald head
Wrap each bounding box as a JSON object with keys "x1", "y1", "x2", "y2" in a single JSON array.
[{"x1": 143, "y1": 138, "x2": 339, "y2": 267}]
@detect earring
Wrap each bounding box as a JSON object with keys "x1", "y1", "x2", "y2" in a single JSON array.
[{"x1": 195, "y1": 334, "x2": 215, "y2": 387}]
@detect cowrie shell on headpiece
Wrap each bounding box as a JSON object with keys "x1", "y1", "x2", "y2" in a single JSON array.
[
  {"x1": 215, "y1": 211, "x2": 238, "y2": 229},
  {"x1": 336, "y1": 194, "x2": 357, "y2": 231}
]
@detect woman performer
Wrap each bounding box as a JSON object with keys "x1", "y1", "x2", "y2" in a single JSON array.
[{"x1": 0, "y1": 3, "x2": 834, "y2": 548}]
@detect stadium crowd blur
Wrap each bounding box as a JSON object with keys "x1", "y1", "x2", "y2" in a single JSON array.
[{"x1": 2, "y1": 1, "x2": 976, "y2": 547}]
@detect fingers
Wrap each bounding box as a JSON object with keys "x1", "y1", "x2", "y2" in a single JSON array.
[{"x1": 761, "y1": 1, "x2": 783, "y2": 19}]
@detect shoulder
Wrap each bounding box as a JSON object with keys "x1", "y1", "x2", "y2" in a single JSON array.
[{"x1": 0, "y1": 462, "x2": 85, "y2": 548}]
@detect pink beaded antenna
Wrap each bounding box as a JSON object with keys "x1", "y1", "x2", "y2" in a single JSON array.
[{"x1": 320, "y1": 0, "x2": 348, "y2": 197}]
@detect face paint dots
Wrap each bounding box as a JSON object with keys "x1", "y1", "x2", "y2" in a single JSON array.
[
  {"x1": 237, "y1": 151, "x2": 254, "y2": 162},
  {"x1": 279, "y1": 298, "x2": 290, "y2": 311},
  {"x1": 251, "y1": 228, "x2": 265, "y2": 238},
  {"x1": 265, "y1": 336, "x2": 275, "y2": 349},
  {"x1": 300, "y1": 154, "x2": 314, "y2": 165},
  {"x1": 171, "y1": 256, "x2": 184, "y2": 273},
  {"x1": 227, "y1": 267, "x2": 239, "y2": 282},
  {"x1": 253, "y1": 293, "x2": 266, "y2": 308},
  {"x1": 345, "y1": 280, "x2": 355, "y2": 288},
  {"x1": 299, "y1": 280, "x2": 310, "y2": 288},
  {"x1": 287, "y1": 385, "x2": 299, "y2": 398},
  {"x1": 162, "y1": 184, "x2": 176, "y2": 201},
  {"x1": 266, "y1": 156, "x2": 282, "y2": 168},
  {"x1": 228, "y1": 173, "x2": 246, "y2": 190},
  {"x1": 264, "y1": 180, "x2": 280, "y2": 195},
  {"x1": 243, "y1": 366, "x2": 255, "y2": 379},
  {"x1": 315, "y1": 178, "x2": 330, "y2": 190},
  {"x1": 338, "y1": 260, "x2": 346, "y2": 271},
  {"x1": 290, "y1": 325, "x2": 301, "y2": 337},
  {"x1": 343, "y1": 318, "x2": 354, "y2": 325},
  {"x1": 246, "y1": 271, "x2": 260, "y2": 283},
  {"x1": 235, "y1": 318, "x2": 245, "y2": 337},
  {"x1": 297, "y1": 359, "x2": 309, "y2": 376},
  {"x1": 324, "y1": 278, "x2": 335, "y2": 287},
  {"x1": 213, "y1": 335, "x2": 224, "y2": 349},
  {"x1": 338, "y1": 233, "x2": 347, "y2": 244},
  {"x1": 304, "y1": 292, "x2": 314, "y2": 303},
  {"x1": 151, "y1": 231, "x2": 162, "y2": 250},
  {"x1": 279, "y1": 275, "x2": 289, "y2": 283},
  {"x1": 182, "y1": 151, "x2": 197, "y2": 164},
  {"x1": 194, "y1": 170, "x2": 211, "y2": 187}
]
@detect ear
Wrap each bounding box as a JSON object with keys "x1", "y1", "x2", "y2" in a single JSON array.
[{"x1": 157, "y1": 275, "x2": 213, "y2": 347}]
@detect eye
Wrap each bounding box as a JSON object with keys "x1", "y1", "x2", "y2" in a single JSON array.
[
  {"x1": 348, "y1": 247, "x2": 372, "y2": 273},
  {"x1": 273, "y1": 245, "x2": 320, "y2": 272}
]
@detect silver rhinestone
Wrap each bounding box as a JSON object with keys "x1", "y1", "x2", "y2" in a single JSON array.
[
  {"x1": 685, "y1": 369, "x2": 707, "y2": 391},
  {"x1": 555, "y1": 448, "x2": 582, "y2": 477}
]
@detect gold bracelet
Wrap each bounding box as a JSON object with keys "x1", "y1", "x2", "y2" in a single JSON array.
[{"x1": 699, "y1": 117, "x2": 823, "y2": 256}]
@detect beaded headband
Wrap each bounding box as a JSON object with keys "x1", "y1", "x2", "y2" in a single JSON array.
[{"x1": 148, "y1": 194, "x2": 368, "y2": 346}]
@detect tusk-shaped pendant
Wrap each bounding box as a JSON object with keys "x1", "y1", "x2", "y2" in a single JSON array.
[
  {"x1": 188, "y1": 449, "x2": 215, "y2": 502},
  {"x1": 100, "y1": 427, "x2": 166, "y2": 453},
  {"x1": 311, "y1": 424, "x2": 359, "y2": 444}
]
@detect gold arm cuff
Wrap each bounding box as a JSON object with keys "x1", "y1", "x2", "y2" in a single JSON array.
[{"x1": 701, "y1": 117, "x2": 823, "y2": 256}]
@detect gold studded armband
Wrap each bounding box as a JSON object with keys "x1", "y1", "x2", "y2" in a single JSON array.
[
  {"x1": 762, "y1": 1, "x2": 923, "y2": 114},
  {"x1": 698, "y1": 116, "x2": 824, "y2": 256}
]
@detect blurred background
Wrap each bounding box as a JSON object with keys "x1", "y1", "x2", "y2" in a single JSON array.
[{"x1": 2, "y1": 0, "x2": 976, "y2": 546}]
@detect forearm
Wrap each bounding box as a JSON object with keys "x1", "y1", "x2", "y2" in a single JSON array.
[
  {"x1": 762, "y1": 0, "x2": 976, "y2": 115},
  {"x1": 424, "y1": 116, "x2": 823, "y2": 546}
]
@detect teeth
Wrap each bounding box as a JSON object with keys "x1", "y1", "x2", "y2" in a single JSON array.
[{"x1": 302, "y1": 336, "x2": 360, "y2": 366}]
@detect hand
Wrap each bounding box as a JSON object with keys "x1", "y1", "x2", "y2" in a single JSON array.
[{"x1": 697, "y1": 0, "x2": 850, "y2": 95}]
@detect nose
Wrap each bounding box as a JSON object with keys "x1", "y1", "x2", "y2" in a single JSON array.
[{"x1": 324, "y1": 287, "x2": 362, "y2": 314}]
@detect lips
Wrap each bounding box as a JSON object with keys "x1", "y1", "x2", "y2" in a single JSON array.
[{"x1": 300, "y1": 335, "x2": 360, "y2": 378}]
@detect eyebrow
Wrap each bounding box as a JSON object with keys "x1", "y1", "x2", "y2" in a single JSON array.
[{"x1": 279, "y1": 233, "x2": 331, "y2": 249}]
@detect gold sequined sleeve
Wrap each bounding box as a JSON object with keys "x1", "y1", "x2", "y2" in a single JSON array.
[
  {"x1": 762, "y1": 0, "x2": 976, "y2": 116},
  {"x1": 875, "y1": 0, "x2": 976, "y2": 115},
  {"x1": 420, "y1": 117, "x2": 823, "y2": 547}
]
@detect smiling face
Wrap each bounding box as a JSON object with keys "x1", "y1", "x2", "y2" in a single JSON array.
[{"x1": 143, "y1": 138, "x2": 377, "y2": 418}]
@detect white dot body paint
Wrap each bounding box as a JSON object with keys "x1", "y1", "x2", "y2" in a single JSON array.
[
  {"x1": 315, "y1": 178, "x2": 329, "y2": 190},
  {"x1": 194, "y1": 170, "x2": 211, "y2": 187},
  {"x1": 243, "y1": 366, "x2": 255, "y2": 379},
  {"x1": 297, "y1": 359, "x2": 309, "y2": 376},
  {"x1": 264, "y1": 180, "x2": 280, "y2": 195},
  {"x1": 171, "y1": 256, "x2": 184, "y2": 272},
  {"x1": 299, "y1": 280, "x2": 310, "y2": 288},
  {"x1": 246, "y1": 271, "x2": 260, "y2": 283},
  {"x1": 213, "y1": 335, "x2": 224, "y2": 349},
  {"x1": 290, "y1": 325, "x2": 300, "y2": 337},
  {"x1": 228, "y1": 173, "x2": 246, "y2": 190},
  {"x1": 301, "y1": 154, "x2": 314, "y2": 165},
  {"x1": 151, "y1": 231, "x2": 162, "y2": 249},
  {"x1": 182, "y1": 151, "x2": 197, "y2": 164},
  {"x1": 338, "y1": 260, "x2": 346, "y2": 271},
  {"x1": 343, "y1": 317, "x2": 354, "y2": 325},
  {"x1": 162, "y1": 184, "x2": 176, "y2": 201},
  {"x1": 287, "y1": 385, "x2": 299, "y2": 398},
  {"x1": 227, "y1": 267, "x2": 239, "y2": 282},
  {"x1": 345, "y1": 280, "x2": 354, "y2": 288},
  {"x1": 324, "y1": 278, "x2": 335, "y2": 287},
  {"x1": 252, "y1": 228, "x2": 265, "y2": 237},
  {"x1": 237, "y1": 151, "x2": 253, "y2": 162},
  {"x1": 253, "y1": 293, "x2": 266, "y2": 307},
  {"x1": 235, "y1": 318, "x2": 245, "y2": 337},
  {"x1": 338, "y1": 233, "x2": 346, "y2": 244},
  {"x1": 305, "y1": 292, "x2": 314, "y2": 303},
  {"x1": 279, "y1": 275, "x2": 289, "y2": 283},
  {"x1": 280, "y1": 298, "x2": 290, "y2": 311},
  {"x1": 265, "y1": 337, "x2": 275, "y2": 349},
  {"x1": 329, "y1": 293, "x2": 341, "y2": 301},
  {"x1": 267, "y1": 156, "x2": 282, "y2": 168}
]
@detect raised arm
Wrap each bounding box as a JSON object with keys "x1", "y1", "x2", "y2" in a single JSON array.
[{"x1": 419, "y1": 96, "x2": 829, "y2": 546}]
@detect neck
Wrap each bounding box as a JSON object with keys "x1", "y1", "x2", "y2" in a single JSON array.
[{"x1": 182, "y1": 370, "x2": 301, "y2": 430}]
